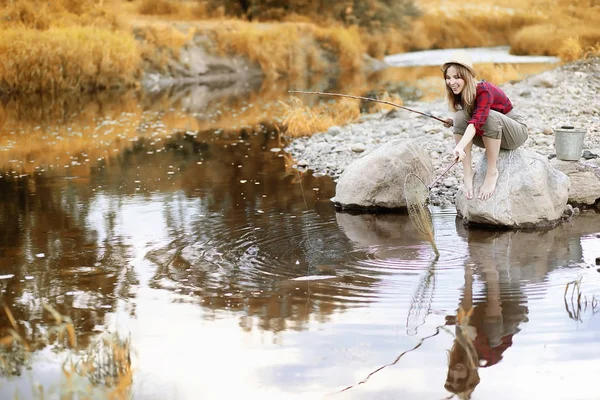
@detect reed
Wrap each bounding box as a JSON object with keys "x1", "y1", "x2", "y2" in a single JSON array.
[
  {"x1": 0, "y1": 304, "x2": 132, "y2": 398},
  {"x1": 282, "y1": 96, "x2": 360, "y2": 138}
]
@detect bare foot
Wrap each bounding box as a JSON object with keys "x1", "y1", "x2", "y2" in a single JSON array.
[
  {"x1": 478, "y1": 168, "x2": 499, "y2": 200},
  {"x1": 463, "y1": 169, "x2": 474, "y2": 200}
]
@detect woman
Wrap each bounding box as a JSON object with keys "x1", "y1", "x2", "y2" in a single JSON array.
[{"x1": 441, "y1": 51, "x2": 528, "y2": 200}]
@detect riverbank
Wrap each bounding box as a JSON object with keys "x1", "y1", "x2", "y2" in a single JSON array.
[
  {"x1": 1, "y1": 0, "x2": 598, "y2": 94},
  {"x1": 284, "y1": 56, "x2": 600, "y2": 207}
]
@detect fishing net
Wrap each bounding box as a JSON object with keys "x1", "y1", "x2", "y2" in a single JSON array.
[
  {"x1": 404, "y1": 172, "x2": 439, "y2": 257},
  {"x1": 406, "y1": 259, "x2": 437, "y2": 335}
]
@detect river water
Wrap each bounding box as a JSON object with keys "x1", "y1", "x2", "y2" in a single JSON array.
[{"x1": 0, "y1": 56, "x2": 599, "y2": 399}]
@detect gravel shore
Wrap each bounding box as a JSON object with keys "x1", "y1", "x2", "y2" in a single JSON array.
[{"x1": 284, "y1": 57, "x2": 600, "y2": 206}]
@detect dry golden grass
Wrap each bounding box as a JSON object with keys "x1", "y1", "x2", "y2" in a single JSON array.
[
  {"x1": 136, "y1": 23, "x2": 196, "y2": 70},
  {"x1": 0, "y1": 0, "x2": 121, "y2": 30},
  {"x1": 137, "y1": 0, "x2": 215, "y2": 19},
  {"x1": 139, "y1": 0, "x2": 180, "y2": 15},
  {"x1": 211, "y1": 21, "x2": 365, "y2": 80},
  {"x1": 0, "y1": 0, "x2": 596, "y2": 95},
  {"x1": 0, "y1": 0, "x2": 140, "y2": 93},
  {"x1": 0, "y1": 26, "x2": 141, "y2": 93},
  {"x1": 282, "y1": 97, "x2": 360, "y2": 137},
  {"x1": 411, "y1": 0, "x2": 600, "y2": 62}
]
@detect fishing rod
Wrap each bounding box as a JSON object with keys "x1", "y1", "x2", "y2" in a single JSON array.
[{"x1": 288, "y1": 90, "x2": 447, "y2": 124}]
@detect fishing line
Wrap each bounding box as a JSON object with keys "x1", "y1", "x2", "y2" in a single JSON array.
[
  {"x1": 325, "y1": 324, "x2": 445, "y2": 397},
  {"x1": 288, "y1": 90, "x2": 447, "y2": 123}
]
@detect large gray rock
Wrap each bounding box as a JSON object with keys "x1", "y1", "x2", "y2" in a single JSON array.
[
  {"x1": 331, "y1": 139, "x2": 433, "y2": 210},
  {"x1": 456, "y1": 149, "x2": 569, "y2": 228},
  {"x1": 549, "y1": 159, "x2": 600, "y2": 206}
]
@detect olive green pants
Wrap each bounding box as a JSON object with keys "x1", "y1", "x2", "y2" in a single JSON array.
[{"x1": 453, "y1": 109, "x2": 528, "y2": 150}]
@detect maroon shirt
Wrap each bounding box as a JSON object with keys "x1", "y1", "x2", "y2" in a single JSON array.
[{"x1": 468, "y1": 80, "x2": 513, "y2": 136}]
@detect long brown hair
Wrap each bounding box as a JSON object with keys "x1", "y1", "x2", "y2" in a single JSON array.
[
  {"x1": 445, "y1": 329, "x2": 480, "y2": 399},
  {"x1": 443, "y1": 63, "x2": 477, "y2": 116}
]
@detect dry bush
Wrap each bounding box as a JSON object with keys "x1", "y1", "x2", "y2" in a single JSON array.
[
  {"x1": 476, "y1": 63, "x2": 522, "y2": 83},
  {"x1": 410, "y1": 0, "x2": 599, "y2": 62},
  {"x1": 559, "y1": 37, "x2": 585, "y2": 62},
  {"x1": 315, "y1": 25, "x2": 365, "y2": 72},
  {"x1": 136, "y1": 24, "x2": 195, "y2": 70},
  {"x1": 212, "y1": 22, "x2": 308, "y2": 79},
  {"x1": 0, "y1": 0, "x2": 121, "y2": 30},
  {"x1": 0, "y1": 27, "x2": 141, "y2": 93},
  {"x1": 468, "y1": 11, "x2": 546, "y2": 45},
  {"x1": 138, "y1": 0, "x2": 180, "y2": 15},
  {"x1": 282, "y1": 97, "x2": 360, "y2": 137},
  {"x1": 510, "y1": 24, "x2": 571, "y2": 55},
  {"x1": 0, "y1": 0, "x2": 133, "y2": 93},
  {"x1": 506, "y1": 1, "x2": 600, "y2": 59},
  {"x1": 365, "y1": 91, "x2": 405, "y2": 113},
  {"x1": 212, "y1": 22, "x2": 365, "y2": 80},
  {"x1": 138, "y1": 0, "x2": 215, "y2": 18},
  {"x1": 584, "y1": 43, "x2": 600, "y2": 58}
]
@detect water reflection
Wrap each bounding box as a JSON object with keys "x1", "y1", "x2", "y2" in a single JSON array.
[
  {"x1": 443, "y1": 221, "x2": 599, "y2": 399},
  {"x1": 445, "y1": 235, "x2": 529, "y2": 399},
  {"x1": 0, "y1": 74, "x2": 599, "y2": 398}
]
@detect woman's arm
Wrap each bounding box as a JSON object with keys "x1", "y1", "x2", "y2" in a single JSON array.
[{"x1": 453, "y1": 124, "x2": 476, "y2": 160}]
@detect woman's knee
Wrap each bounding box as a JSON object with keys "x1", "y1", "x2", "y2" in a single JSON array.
[
  {"x1": 452, "y1": 110, "x2": 469, "y2": 134},
  {"x1": 481, "y1": 111, "x2": 502, "y2": 140}
]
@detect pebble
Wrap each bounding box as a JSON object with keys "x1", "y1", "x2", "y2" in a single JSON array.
[
  {"x1": 542, "y1": 127, "x2": 554, "y2": 135},
  {"x1": 351, "y1": 143, "x2": 367, "y2": 152},
  {"x1": 284, "y1": 57, "x2": 600, "y2": 206}
]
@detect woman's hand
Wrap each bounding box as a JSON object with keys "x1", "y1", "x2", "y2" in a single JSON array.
[
  {"x1": 453, "y1": 146, "x2": 466, "y2": 161},
  {"x1": 443, "y1": 118, "x2": 453, "y2": 128}
]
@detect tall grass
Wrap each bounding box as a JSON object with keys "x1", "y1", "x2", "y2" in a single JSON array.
[
  {"x1": 0, "y1": 0, "x2": 140, "y2": 93},
  {"x1": 410, "y1": 0, "x2": 600, "y2": 62},
  {"x1": 0, "y1": 0, "x2": 120, "y2": 30},
  {"x1": 282, "y1": 97, "x2": 360, "y2": 137},
  {"x1": 211, "y1": 22, "x2": 365, "y2": 79},
  {"x1": 0, "y1": 304, "x2": 132, "y2": 398},
  {"x1": 0, "y1": 27, "x2": 140, "y2": 93}
]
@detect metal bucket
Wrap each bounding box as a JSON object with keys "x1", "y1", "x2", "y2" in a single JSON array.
[{"x1": 555, "y1": 126, "x2": 586, "y2": 161}]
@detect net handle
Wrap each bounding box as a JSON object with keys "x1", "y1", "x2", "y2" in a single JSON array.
[{"x1": 427, "y1": 158, "x2": 458, "y2": 190}]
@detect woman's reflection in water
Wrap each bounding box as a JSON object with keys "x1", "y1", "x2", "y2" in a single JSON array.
[{"x1": 444, "y1": 229, "x2": 530, "y2": 399}]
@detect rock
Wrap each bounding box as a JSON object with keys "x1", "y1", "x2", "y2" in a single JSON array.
[
  {"x1": 529, "y1": 72, "x2": 557, "y2": 88},
  {"x1": 284, "y1": 57, "x2": 600, "y2": 209},
  {"x1": 443, "y1": 177, "x2": 457, "y2": 188},
  {"x1": 328, "y1": 126, "x2": 342, "y2": 136},
  {"x1": 519, "y1": 90, "x2": 532, "y2": 98},
  {"x1": 455, "y1": 149, "x2": 569, "y2": 228},
  {"x1": 549, "y1": 159, "x2": 600, "y2": 205},
  {"x1": 331, "y1": 139, "x2": 433, "y2": 210},
  {"x1": 563, "y1": 204, "x2": 574, "y2": 218},
  {"x1": 335, "y1": 212, "x2": 417, "y2": 247},
  {"x1": 542, "y1": 127, "x2": 554, "y2": 135},
  {"x1": 351, "y1": 143, "x2": 367, "y2": 152}
]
